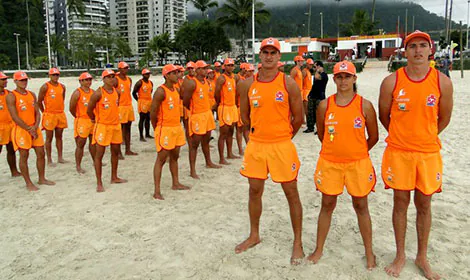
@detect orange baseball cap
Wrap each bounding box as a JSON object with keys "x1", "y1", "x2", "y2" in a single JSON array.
[
  {"x1": 162, "y1": 64, "x2": 179, "y2": 76},
  {"x1": 79, "y1": 72, "x2": 93, "y2": 80},
  {"x1": 207, "y1": 69, "x2": 214, "y2": 73},
  {"x1": 306, "y1": 58, "x2": 314, "y2": 64},
  {"x1": 277, "y1": 61, "x2": 285, "y2": 67},
  {"x1": 260, "y1": 37, "x2": 281, "y2": 52},
  {"x1": 333, "y1": 61, "x2": 356, "y2": 75},
  {"x1": 14, "y1": 71, "x2": 28, "y2": 81},
  {"x1": 404, "y1": 30, "x2": 432, "y2": 48},
  {"x1": 214, "y1": 62, "x2": 221, "y2": 67},
  {"x1": 224, "y1": 58, "x2": 234, "y2": 65},
  {"x1": 186, "y1": 61, "x2": 196, "y2": 69},
  {"x1": 195, "y1": 60, "x2": 209, "y2": 69},
  {"x1": 240, "y1": 62, "x2": 248, "y2": 70},
  {"x1": 0, "y1": 72, "x2": 9, "y2": 79},
  {"x1": 246, "y1": 64, "x2": 255, "y2": 71},
  {"x1": 118, "y1": 61, "x2": 129, "y2": 69},
  {"x1": 294, "y1": 56, "x2": 305, "y2": 62},
  {"x1": 49, "y1": 68, "x2": 60, "y2": 75},
  {"x1": 142, "y1": 68, "x2": 151, "y2": 75},
  {"x1": 101, "y1": 69, "x2": 115, "y2": 79}
]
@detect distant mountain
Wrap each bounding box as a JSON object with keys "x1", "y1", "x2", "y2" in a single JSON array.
[{"x1": 189, "y1": 1, "x2": 454, "y2": 39}]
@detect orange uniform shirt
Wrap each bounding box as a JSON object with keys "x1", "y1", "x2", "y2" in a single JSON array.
[
  {"x1": 158, "y1": 85, "x2": 180, "y2": 127},
  {"x1": 386, "y1": 67, "x2": 441, "y2": 153},
  {"x1": 116, "y1": 75, "x2": 132, "y2": 106},
  {"x1": 221, "y1": 73, "x2": 236, "y2": 106},
  {"x1": 75, "y1": 88, "x2": 93, "y2": 119},
  {"x1": 320, "y1": 94, "x2": 369, "y2": 163},
  {"x1": 96, "y1": 87, "x2": 120, "y2": 125},
  {"x1": 303, "y1": 69, "x2": 312, "y2": 92},
  {"x1": 292, "y1": 66, "x2": 303, "y2": 91},
  {"x1": 248, "y1": 72, "x2": 292, "y2": 143},
  {"x1": 190, "y1": 78, "x2": 211, "y2": 114},
  {"x1": 13, "y1": 90, "x2": 36, "y2": 126},
  {"x1": 44, "y1": 82, "x2": 65, "y2": 113},
  {"x1": 208, "y1": 78, "x2": 216, "y2": 102},
  {"x1": 138, "y1": 80, "x2": 153, "y2": 100},
  {"x1": 0, "y1": 89, "x2": 12, "y2": 124}
]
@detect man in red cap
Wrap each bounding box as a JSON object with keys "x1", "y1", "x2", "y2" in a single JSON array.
[
  {"x1": 87, "y1": 69, "x2": 127, "y2": 192},
  {"x1": 69, "y1": 72, "x2": 96, "y2": 174},
  {"x1": 215, "y1": 58, "x2": 240, "y2": 164},
  {"x1": 0, "y1": 72, "x2": 21, "y2": 177},
  {"x1": 38, "y1": 67, "x2": 67, "y2": 166},
  {"x1": 150, "y1": 64, "x2": 190, "y2": 200},
  {"x1": 379, "y1": 30, "x2": 453, "y2": 279},
  {"x1": 132, "y1": 68, "x2": 154, "y2": 142},
  {"x1": 214, "y1": 62, "x2": 222, "y2": 80},
  {"x1": 6, "y1": 71, "x2": 55, "y2": 191},
  {"x1": 115, "y1": 61, "x2": 137, "y2": 158},
  {"x1": 236, "y1": 37, "x2": 305, "y2": 265},
  {"x1": 290, "y1": 56, "x2": 305, "y2": 101},
  {"x1": 183, "y1": 60, "x2": 221, "y2": 179}
]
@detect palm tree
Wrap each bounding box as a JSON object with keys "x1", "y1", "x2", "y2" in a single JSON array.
[
  {"x1": 66, "y1": 0, "x2": 85, "y2": 66},
  {"x1": 50, "y1": 34, "x2": 67, "y2": 66},
  {"x1": 190, "y1": 0, "x2": 218, "y2": 18},
  {"x1": 342, "y1": 10, "x2": 375, "y2": 36},
  {"x1": 148, "y1": 33, "x2": 172, "y2": 65},
  {"x1": 217, "y1": 0, "x2": 270, "y2": 60}
]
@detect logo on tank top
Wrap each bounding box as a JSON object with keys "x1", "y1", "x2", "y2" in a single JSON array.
[
  {"x1": 50, "y1": 89, "x2": 56, "y2": 99},
  {"x1": 275, "y1": 91, "x2": 284, "y2": 102},
  {"x1": 168, "y1": 96, "x2": 174, "y2": 110},
  {"x1": 426, "y1": 94, "x2": 436, "y2": 107},
  {"x1": 0, "y1": 100, "x2": 4, "y2": 110},
  {"x1": 251, "y1": 88, "x2": 257, "y2": 96},
  {"x1": 82, "y1": 97, "x2": 89, "y2": 107},
  {"x1": 199, "y1": 88, "x2": 204, "y2": 99},
  {"x1": 354, "y1": 117, "x2": 363, "y2": 128},
  {"x1": 328, "y1": 113, "x2": 335, "y2": 120},
  {"x1": 227, "y1": 81, "x2": 232, "y2": 92},
  {"x1": 103, "y1": 97, "x2": 110, "y2": 109},
  {"x1": 19, "y1": 99, "x2": 27, "y2": 111},
  {"x1": 398, "y1": 89, "x2": 406, "y2": 97},
  {"x1": 120, "y1": 84, "x2": 125, "y2": 93}
]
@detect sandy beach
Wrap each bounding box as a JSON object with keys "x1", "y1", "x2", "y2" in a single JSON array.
[{"x1": 0, "y1": 67, "x2": 469, "y2": 279}]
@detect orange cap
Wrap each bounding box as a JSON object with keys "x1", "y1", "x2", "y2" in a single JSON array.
[
  {"x1": 333, "y1": 61, "x2": 356, "y2": 75},
  {"x1": 277, "y1": 61, "x2": 285, "y2": 67},
  {"x1": 224, "y1": 58, "x2": 234, "y2": 65},
  {"x1": 142, "y1": 68, "x2": 151, "y2": 75},
  {"x1": 240, "y1": 62, "x2": 247, "y2": 70},
  {"x1": 207, "y1": 69, "x2": 214, "y2": 73},
  {"x1": 257, "y1": 63, "x2": 262, "y2": 69},
  {"x1": 101, "y1": 69, "x2": 115, "y2": 79},
  {"x1": 49, "y1": 68, "x2": 60, "y2": 75},
  {"x1": 13, "y1": 71, "x2": 28, "y2": 81},
  {"x1": 404, "y1": 30, "x2": 432, "y2": 48},
  {"x1": 306, "y1": 58, "x2": 314, "y2": 64},
  {"x1": 0, "y1": 72, "x2": 9, "y2": 79},
  {"x1": 118, "y1": 61, "x2": 129, "y2": 69},
  {"x1": 162, "y1": 64, "x2": 179, "y2": 76},
  {"x1": 260, "y1": 37, "x2": 281, "y2": 52},
  {"x1": 186, "y1": 61, "x2": 196, "y2": 69},
  {"x1": 214, "y1": 62, "x2": 221, "y2": 67},
  {"x1": 294, "y1": 56, "x2": 305, "y2": 62},
  {"x1": 79, "y1": 72, "x2": 93, "y2": 80},
  {"x1": 246, "y1": 64, "x2": 255, "y2": 71},
  {"x1": 195, "y1": 60, "x2": 209, "y2": 69}
]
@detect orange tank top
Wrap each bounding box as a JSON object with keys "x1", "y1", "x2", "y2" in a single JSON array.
[
  {"x1": 221, "y1": 73, "x2": 236, "y2": 106},
  {"x1": 13, "y1": 90, "x2": 36, "y2": 126},
  {"x1": 116, "y1": 75, "x2": 132, "y2": 106},
  {"x1": 208, "y1": 79, "x2": 215, "y2": 101},
  {"x1": 44, "y1": 82, "x2": 65, "y2": 113},
  {"x1": 190, "y1": 77, "x2": 211, "y2": 114},
  {"x1": 386, "y1": 67, "x2": 441, "y2": 153},
  {"x1": 96, "y1": 87, "x2": 119, "y2": 125},
  {"x1": 76, "y1": 87, "x2": 93, "y2": 119},
  {"x1": 303, "y1": 70, "x2": 312, "y2": 91},
  {"x1": 293, "y1": 67, "x2": 303, "y2": 91},
  {"x1": 0, "y1": 89, "x2": 12, "y2": 124},
  {"x1": 158, "y1": 84, "x2": 180, "y2": 127},
  {"x1": 138, "y1": 80, "x2": 153, "y2": 100},
  {"x1": 320, "y1": 94, "x2": 369, "y2": 163},
  {"x1": 248, "y1": 72, "x2": 292, "y2": 143}
]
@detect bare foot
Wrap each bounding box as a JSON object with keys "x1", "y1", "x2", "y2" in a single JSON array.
[
  {"x1": 125, "y1": 151, "x2": 138, "y2": 156},
  {"x1": 76, "y1": 167, "x2": 86, "y2": 174},
  {"x1": 415, "y1": 257, "x2": 441, "y2": 280},
  {"x1": 190, "y1": 172, "x2": 200, "y2": 179},
  {"x1": 48, "y1": 161, "x2": 56, "y2": 167},
  {"x1": 139, "y1": 137, "x2": 146, "y2": 142},
  {"x1": 290, "y1": 244, "x2": 305, "y2": 266},
  {"x1": 235, "y1": 236, "x2": 261, "y2": 254},
  {"x1": 238, "y1": 151, "x2": 244, "y2": 156},
  {"x1": 385, "y1": 256, "x2": 406, "y2": 277},
  {"x1": 146, "y1": 135, "x2": 154, "y2": 139},
  {"x1": 58, "y1": 158, "x2": 68, "y2": 164},
  {"x1": 118, "y1": 154, "x2": 125, "y2": 160},
  {"x1": 26, "y1": 184, "x2": 39, "y2": 192},
  {"x1": 38, "y1": 179, "x2": 55, "y2": 185},
  {"x1": 11, "y1": 171, "x2": 22, "y2": 177},
  {"x1": 206, "y1": 162, "x2": 222, "y2": 169},
  {"x1": 227, "y1": 154, "x2": 240, "y2": 159},
  {"x1": 366, "y1": 254, "x2": 377, "y2": 270},
  {"x1": 153, "y1": 193, "x2": 164, "y2": 200},
  {"x1": 219, "y1": 159, "x2": 230, "y2": 165},
  {"x1": 307, "y1": 248, "x2": 323, "y2": 264},
  {"x1": 96, "y1": 185, "x2": 105, "y2": 192},
  {"x1": 111, "y1": 177, "x2": 128, "y2": 184},
  {"x1": 172, "y1": 183, "x2": 191, "y2": 190}
]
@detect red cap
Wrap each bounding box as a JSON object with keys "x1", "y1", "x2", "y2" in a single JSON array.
[
  {"x1": 306, "y1": 58, "x2": 314, "y2": 64},
  {"x1": 333, "y1": 61, "x2": 356, "y2": 75},
  {"x1": 195, "y1": 60, "x2": 209, "y2": 69},
  {"x1": 0, "y1": 72, "x2": 9, "y2": 79},
  {"x1": 118, "y1": 61, "x2": 129, "y2": 69},
  {"x1": 13, "y1": 71, "x2": 28, "y2": 81},
  {"x1": 79, "y1": 72, "x2": 93, "y2": 81},
  {"x1": 294, "y1": 56, "x2": 305, "y2": 62},
  {"x1": 240, "y1": 63, "x2": 247, "y2": 70},
  {"x1": 101, "y1": 69, "x2": 115, "y2": 79},
  {"x1": 404, "y1": 30, "x2": 432, "y2": 48},
  {"x1": 162, "y1": 64, "x2": 179, "y2": 76},
  {"x1": 214, "y1": 62, "x2": 221, "y2": 67},
  {"x1": 186, "y1": 61, "x2": 196, "y2": 69},
  {"x1": 260, "y1": 37, "x2": 281, "y2": 52},
  {"x1": 277, "y1": 61, "x2": 285, "y2": 67},
  {"x1": 49, "y1": 68, "x2": 60, "y2": 75},
  {"x1": 224, "y1": 58, "x2": 234, "y2": 65},
  {"x1": 141, "y1": 68, "x2": 151, "y2": 75}
]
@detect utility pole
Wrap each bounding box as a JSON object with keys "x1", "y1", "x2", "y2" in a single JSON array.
[
  {"x1": 25, "y1": 0, "x2": 31, "y2": 69},
  {"x1": 13, "y1": 33, "x2": 20, "y2": 70},
  {"x1": 405, "y1": 9, "x2": 408, "y2": 36},
  {"x1": 397, "y1": 16, "x2": 400, "y2": 37},
  {"x1": 307, "y1": 0, "x2": 311, "y2": 37},
  {"x1": 251, "y1": 0, "x2": 255, "y2": 64},
  {"x1": 335, "y1": 0, "x2": 341, "y2": 38},
  {"x1": 45, "y1": 0, "x2": 52, "y2": 68},
  {"x1": 371, "y1": 0, "x2": 376, "y2": 23},
  {"x1": 467, "y1": 0, "x2": 469, "y2": 49},
  {"x1": 412, "y1": 16, "x2": 415, "y2": 31},
  {"x1": 445, "y1": 0, "x2": 449, "y2": 42},
  {"x1": 448, "y1": 0, "x2": 454, "y2": 46},
  {"x1": 25, "y1": 42, "x2": 29, "y2": 69},
  {"x1": 320, "y1": 12, "x2": 323, "y2": 38},
  {"x1": 460, "y1": 21, "x2": 464, "y2": 78}
]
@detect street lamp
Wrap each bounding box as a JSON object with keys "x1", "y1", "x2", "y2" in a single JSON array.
[
  {"x1": 304, "y1": 0, "x2": 312, "y2": 37},
  {"x1": 467, "y1": 0, "x2": 469, "y2": 49},
  {"x1": 320, "y1": 12, "x2": 323, "y2": 38},
  {"x1": 13, "y1": 33, "x2": 20, "y2": 70}
]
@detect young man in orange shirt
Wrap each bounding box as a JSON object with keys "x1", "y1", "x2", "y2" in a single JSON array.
[
  {"x1": 38, "y1": 68, "x2": 67, "y2": 166},
  {"x1": 236, "y1": 38, "x2": 305, "y2": 265},
  {"x1": 132, "y1": 68, "x2": 154, "y2": 142},
  {"x1": 379, "y1": 31, "x2": 453, "y2": 280},
  {"x1": 6, "y1": 71, "x2": 55, "y2": 190}
]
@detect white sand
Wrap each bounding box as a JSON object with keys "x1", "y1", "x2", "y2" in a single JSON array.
[{"x1": 0, "y1": 68, "x2": 469, "y2": 279}]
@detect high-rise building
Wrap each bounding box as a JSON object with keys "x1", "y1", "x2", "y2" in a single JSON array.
[
  {"x1": 53, "y1": 0, "x2": 109, "y2": 36},
  {"x1": 110, "y1": 0, "x2": 187, "y2": 57}
]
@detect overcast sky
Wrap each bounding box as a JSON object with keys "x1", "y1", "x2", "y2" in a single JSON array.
[{"x1": 189, "y1": 0, "x2": 469, "y2": 24}]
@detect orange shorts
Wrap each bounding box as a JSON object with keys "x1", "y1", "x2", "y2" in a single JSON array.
[
  {"x1": 74, "y1": 118, "x2": 93, "y2": 139},
  {"x1": 0, "y1": 123, "x2": 13, "y2": 145},
  {"x1": 240, "y1": 140, "x2": 300, "y2": 183},
  {"x1": 218, "y1": 105, "x2": 238, "y2": 127},
  {"x1": 189, "y1": 110, "x2": 215, "y2": 136},
  {"x1": 382, "y1": 146, "x2": 443, "y2": 195},
  {"x1": 138, "y1": 99, "x2": 152, "y2": 113},
  {"x1": 92, "y1": 123, "x2": 122, "y2": 146},
  {"x1": 42, "y1": 112, "x2": 68, "y2": 130},
  {"x1": 302, "y1": 90, "x2": 309, "y2": 101},
  {"x1": 154, "y1": 125, "x2": 186, "y2": 152},
  {"x1": 119, "y1": 105, "x2": 135, "y2": 123},
  {"x1": 314, "y1": 156, "x2": 376, "y2": 197},
  {"x1": 11, "y1": 125, "x2": 44, "y2": 151}
]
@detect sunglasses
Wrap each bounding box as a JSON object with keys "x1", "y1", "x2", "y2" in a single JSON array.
[
  {"x1": 105, "y1": 75, "x2": 115, "y2": 78},
  {"x1": 51, "y1": 74, "x2": 60, "y2": 76},
  {"x1": 82, "y1": 78, "x2": 92, "y2": 81}
]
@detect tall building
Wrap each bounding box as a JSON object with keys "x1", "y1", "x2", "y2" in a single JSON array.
[
  {"x1": 110, "y1": 0, "x2": 187, "y2": 57},
  {"x1": 53, "y1": 0, "x2": 109, "y2": 36}
]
